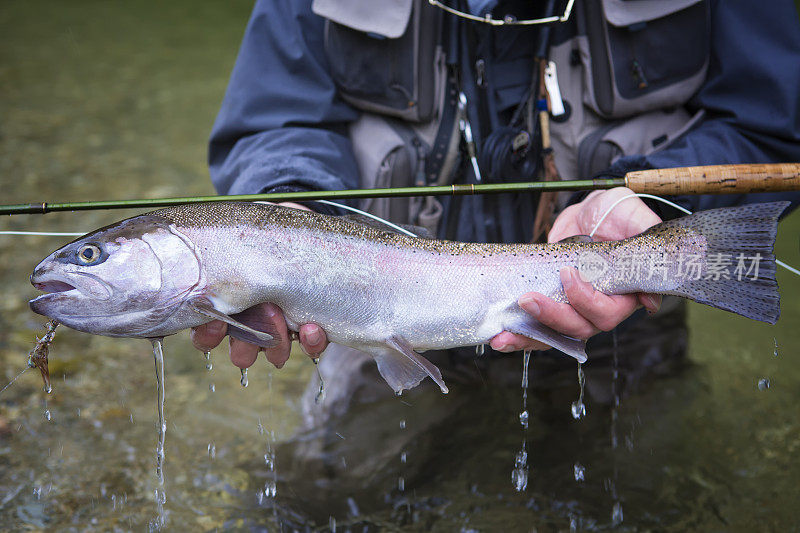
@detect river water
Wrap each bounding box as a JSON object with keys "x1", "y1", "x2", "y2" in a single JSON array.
[{"x1": 1, "y1": 1, "x2": 799, "y2": 530}]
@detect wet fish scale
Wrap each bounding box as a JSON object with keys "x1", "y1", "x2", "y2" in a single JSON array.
[{"x1": 29, "y1": 201, "x2": 787, "y2": 393}]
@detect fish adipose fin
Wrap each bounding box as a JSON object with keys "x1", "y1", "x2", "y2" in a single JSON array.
[
  {"x1": 504, "y1": 318, "x2": 588, "y2": 363},
  {"x1": 658, "y1": 201, "x2": 789, "y2": 324},
  {"x1": 188, "y1": 298, "x2": 282, "y2": 347},
  {"x1": 370, "y1": 336, "x2": 449, "y2": 394}
]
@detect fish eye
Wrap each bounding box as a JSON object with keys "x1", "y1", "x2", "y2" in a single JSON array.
[{"x1": 77, "y1": 244, "x2": 102, "y2": 265}]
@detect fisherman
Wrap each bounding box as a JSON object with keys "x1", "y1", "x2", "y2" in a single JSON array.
[{"x1": 192, "y1": 0, "x2": 800, "y2": 415}]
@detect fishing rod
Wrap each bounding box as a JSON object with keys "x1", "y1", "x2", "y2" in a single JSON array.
[{"x1": 1, "y1": 163, "x2": 798, "y2": 215}]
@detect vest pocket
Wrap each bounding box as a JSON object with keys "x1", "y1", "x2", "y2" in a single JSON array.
[
  {"x1": 583, "y1": 0, "x2": 710, "y2": 118},
  {"x1": 578, "y1": 108, "x2": 705, "y2": 177},
  {"x1": 314, "y1": 0, "x2": 441, "y2": 122},
  {"x1": 349, "y1": 114, "x2": 429, "y2": 225}
]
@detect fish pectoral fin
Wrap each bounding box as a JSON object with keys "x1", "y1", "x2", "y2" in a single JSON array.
[
  {"x1": 383, "y1": 336, "x2": 448, "y2": 394},
  {"x1": 504, "y1": 318, "x2": 587, "y2": 363},
  {"x1": 188, "y1": 298, "x2": 281, "y2": 348}
]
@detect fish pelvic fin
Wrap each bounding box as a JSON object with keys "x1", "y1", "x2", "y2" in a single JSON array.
[
  {"x1": 188, "y1": 298, "x2": 282, "y2": 347},
  {"x1": 365, "y1": 337, "x2": 449, "y2": 395},
  {"x1": 503, "y1": 317, "x2": 587, "y2": 363},
  {"x1": 657, "y1": 201, "x2": 789, "y2": 324}
]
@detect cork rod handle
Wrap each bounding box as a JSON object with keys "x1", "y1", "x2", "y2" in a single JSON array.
[{"x1": 625, "y1": 163, "x2": 800, "y2": 195}]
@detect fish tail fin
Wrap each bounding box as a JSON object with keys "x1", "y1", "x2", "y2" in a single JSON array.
[{"x1": 663, "y1": 201, "x2": 789, "y2": 324}]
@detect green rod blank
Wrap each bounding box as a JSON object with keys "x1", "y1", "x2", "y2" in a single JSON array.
[{"x1": 0, "y1": 178, "x2": 625, "y2": 215}]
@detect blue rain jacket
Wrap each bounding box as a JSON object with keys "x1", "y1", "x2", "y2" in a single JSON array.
[{"x1": 209, "y1": 0, "x2": 800, "y2": 217}]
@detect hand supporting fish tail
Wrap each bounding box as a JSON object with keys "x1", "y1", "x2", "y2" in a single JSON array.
[{"x1": 492, "y1": 188, "x2": 663, "y2": 353}]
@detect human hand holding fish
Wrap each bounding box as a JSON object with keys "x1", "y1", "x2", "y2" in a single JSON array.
[
  {"x1": 491, "y1": 188, "x2": 664, "y2": 352},
  {"x1": 190, "y1": 202, "x2": 330, "y2": 369}
]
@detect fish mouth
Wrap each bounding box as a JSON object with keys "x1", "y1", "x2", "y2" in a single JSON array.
[
  {"x1": 29, "y1": 275, "x2": 82, "y2": 317},
  {"x1": 30, "y1": 268, "x2": 114, "y2": 302},
  {"x1": 33, "y1": 280, "x2": 77, "y2": 294},
  {"x1": 29, "y1": 273, "x2": 111, "y2": 321}
]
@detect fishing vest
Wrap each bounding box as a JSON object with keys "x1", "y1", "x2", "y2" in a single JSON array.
[{"x1": 311, "y1": 0, "x2": 710, "y2": 238}]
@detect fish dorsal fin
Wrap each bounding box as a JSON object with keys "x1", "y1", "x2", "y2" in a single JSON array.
[
  {"x1": 339, "y1": 214, "x2": 433, "y2": 239},
  {"x1": 557, "y1": 234, "x2": 593, "y2": 244},
  {"x1": 188, "y1": 298, "x2": 281, "y2": 347},
  {"x1": 383, "y1": 336, "x2": 448, "y2": 393}
]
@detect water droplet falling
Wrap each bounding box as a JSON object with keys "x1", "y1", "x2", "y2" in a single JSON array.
[
  {"x1": 512, "y1": 350, "x2": 532, "y2": 492},
  {"x1": 44, "y1": 409, "x2": 51, "y2": 421},
  {"x1": 571, "y1": 401, "x2": 586, "y2": 420},
  {"x1": 315, "y1": 380, "x2": 325, "y2": 404},
  {"x1": 240, "y1": 368, "x2": 248, "y2": 388},
  {"x1": 329, "y1": 516, "x2": 337, "y2": 532},
  {"x1": 151, "y1": 338, "x2": 167, "y2": 492},
  {"x1": 207, "y1": 443, "x2": 216, "y2": 459},
  {"x1": 612, "y1": 501, "x2": 623, "y2": 526},
  {"x1": 259, "y1": 415, "x2": 279, "y2": 502},
  {"x1": 204, "y1": 351, "x2": 212, "y2": 370},
  {"x1": 511, "y1": 448, "x2": 529, "y2": 492},
  {"x1": 475, "y1": 344, "x2": 485, "y2": 356},
  {"x1": 400, "y1": 451, "x2": 407, "y2": 464},
  {"x1": 573, "y1": 462, "x2": 585, "y2": 482},
  {"x1": 519, "y1": 410, "x2": 529, "y2": 429},
  {"x1": 398, "y1": 477, "x2": 405, "y2": 492},
  {"x1": 151, "y1": 488, "x2": 167, "y2": 530},
  {"x1": 346, "y1": 497, "x2": 360, "y2": 518},
  {"x1": 312, "y1": 358, "x2": 325, "y2": 404},
  {"x1": 521, "y1": 350, "x2": 531, "y2": 390},
  {"x1": 758, "y1": 378, "x2": 770, "y2": 391},
  {"x1": 399, "y1": 419, "x2": 406, "y2": 429},
  {"x1": 520, "y1": 351, "x2": 532, "y2": 425},
  {"x1": 773, "y1": 337, "x2": 779, "y2": 357},
  {"x1": 571, "y1": 362, "x2": 586, "y2": 420},
  {"x1": 209, "y1": 383, "x2": 215, "y2": 392}
]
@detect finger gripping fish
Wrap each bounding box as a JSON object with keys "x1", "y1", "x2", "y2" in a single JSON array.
[{"x1": 29, "y1": 201, "x2": 787, "y2": 393}]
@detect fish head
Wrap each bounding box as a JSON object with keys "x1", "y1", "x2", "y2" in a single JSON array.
[{"x1": 29, "y1": 215, "x2": 203, "y2": 337}]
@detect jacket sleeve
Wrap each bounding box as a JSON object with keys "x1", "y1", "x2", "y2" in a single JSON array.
[
  {"x1": 609, "y1": 0, "x2": 800, "y2": 216},
  {"x1": 208, "y1": 0, "x2": 361, "y2": 197}
]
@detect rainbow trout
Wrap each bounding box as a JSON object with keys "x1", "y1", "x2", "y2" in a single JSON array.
[{"x1": 29, "y1": 201, "x2": 787, "y2": 393}]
